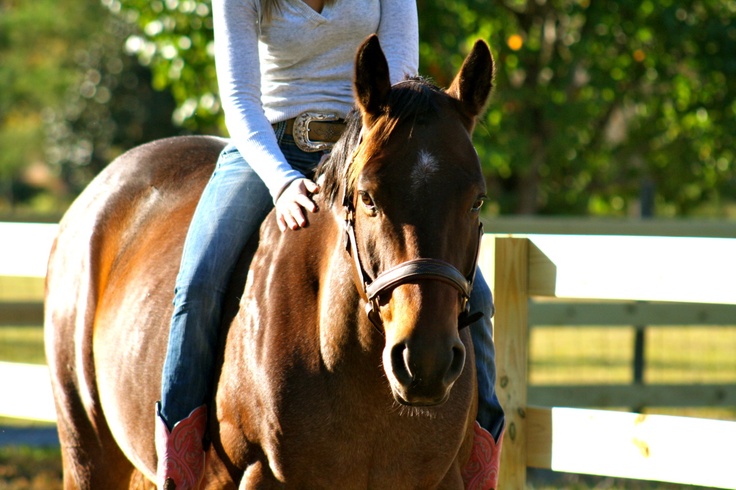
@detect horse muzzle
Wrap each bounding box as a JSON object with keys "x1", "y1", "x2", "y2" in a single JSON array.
[{"x1": 382, "y1": 333, "x2": 466, "y2": 407}]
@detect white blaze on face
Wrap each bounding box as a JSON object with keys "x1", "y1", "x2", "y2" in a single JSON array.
[{"x1": 411, "y1": 150, "x2": 440, "y2": 191}]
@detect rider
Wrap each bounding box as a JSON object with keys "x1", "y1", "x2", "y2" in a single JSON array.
[{"x1": 155, "y1": 0, "x2": 505, "y2": 487}]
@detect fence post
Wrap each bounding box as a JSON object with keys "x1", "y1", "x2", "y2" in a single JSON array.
[
  {"x1": 632, "y1": 179, "x2": 655, "y2": 410},
  {"x1": 493, "y1": 237, "x2": 530, "y2": 489}
]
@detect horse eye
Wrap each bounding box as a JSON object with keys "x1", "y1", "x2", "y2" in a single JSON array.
[
  {"x1": 359, "y1": 191, "x2": 375, "y2": 210},
  {"x1": 471, "y1": 198, "x2": 485, "y2": 212}
]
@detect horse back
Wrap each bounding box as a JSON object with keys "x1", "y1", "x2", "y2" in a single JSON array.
[{"x1": 44, "y1": 135, "x2": 225, "y2": 484}]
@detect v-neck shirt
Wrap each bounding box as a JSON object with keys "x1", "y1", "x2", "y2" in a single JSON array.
[{"x1": 212, "y1": 0, "x2": 418, "y2": 201}]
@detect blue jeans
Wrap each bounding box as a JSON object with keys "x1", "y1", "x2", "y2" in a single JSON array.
[
  {"x1": 468, "y1": 270, "x2": 506, "y2": 442},
  {"x1": 159, "y1": 127, "x2": 323, "y2": 428},
  {"x1": 160, "y1": 126, "x2": 504, "y2": 442}
]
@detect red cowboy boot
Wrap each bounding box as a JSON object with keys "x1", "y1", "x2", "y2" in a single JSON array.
[
  {"x1": 461, "y1": 421, "x2": 504, "y2": 490},
  {"x1": 155, "y1": 403, "x2": 207, "y2": 490}
]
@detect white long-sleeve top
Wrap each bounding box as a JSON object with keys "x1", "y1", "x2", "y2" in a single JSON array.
[{"x1": 212, "y1": 0, "x2": 419, "y2": 201}]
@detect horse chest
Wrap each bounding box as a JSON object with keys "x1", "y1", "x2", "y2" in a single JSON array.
[
  {"x1": 219, "y1": 359, "x2": 471, "y2": 487},
  {"x1": 248, "y1": 411, "x2": 469, "y2": 488}
]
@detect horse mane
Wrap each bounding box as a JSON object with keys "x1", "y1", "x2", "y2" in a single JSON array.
[{"x1": 317, "y1": 76, "x2": 444, "y2": 207}]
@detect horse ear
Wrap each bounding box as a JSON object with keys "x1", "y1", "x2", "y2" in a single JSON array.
[
  {"x1": 354, "y1": 35, "x2": 391, "y2": 127},
  {"x1": 446, "y1": 40, "x2": 495, "y2": 128}
]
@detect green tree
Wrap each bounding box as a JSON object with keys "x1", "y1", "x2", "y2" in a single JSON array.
[
  {"x1": 418, "y1": 0, "x2": 736, "y2": 215},
  {"x1": 0, "y1": 0, "x2": 79, "y2": 208},
  {"x1": 0, "y1": 0, "x2": 181, "y2": 211},
  {"x1": 110, "y1": 0, "x2": 736, "y2": 216},
  {"x1": 114, "y1": 0, "x2": 220, "y2": 131}
]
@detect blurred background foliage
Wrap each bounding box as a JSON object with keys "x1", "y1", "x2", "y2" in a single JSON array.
[{"x1": 1, "y1": 0, "x2": 735, "y2": 217}]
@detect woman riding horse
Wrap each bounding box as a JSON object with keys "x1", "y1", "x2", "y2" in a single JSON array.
[
  {"x1": 45, "y1": 26, "x2": 504, "y2": 490},
  {"x1": 156, "y1": 0, "x2": 505, "y2": 487}
]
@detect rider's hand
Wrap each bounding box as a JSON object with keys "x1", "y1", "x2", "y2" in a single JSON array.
[{"x1": 275, "y1": 178, "x2": 320, "y2": 232}]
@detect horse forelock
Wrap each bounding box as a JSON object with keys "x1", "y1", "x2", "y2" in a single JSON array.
[
  {"x1": 317, "y1": 77, "x2": 444, "y2": 208},
  {"x1": 317, "y1": 111, "x2": 362, "y2": 206}
]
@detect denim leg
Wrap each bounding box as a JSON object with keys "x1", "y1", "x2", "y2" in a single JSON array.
[
  {"x1": 159, "y1": 145, "x2": 274, "y2": 428},
  {"x1": 468, "y1": 268, "x2": 505, "y2": 442}
]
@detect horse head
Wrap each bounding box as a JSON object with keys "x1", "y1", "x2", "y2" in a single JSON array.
[{"x1": 323, "y1": 35, "x2": 494, "y2": 407}]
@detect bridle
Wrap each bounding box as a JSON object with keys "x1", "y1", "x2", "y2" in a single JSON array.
[{"x1": 342, "y1": 192, "x2": 484, "y2": 332}]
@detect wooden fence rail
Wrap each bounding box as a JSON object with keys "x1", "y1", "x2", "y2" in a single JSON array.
[{"x1": 488, "y1": 234, "x2": 736, "y2": 489}]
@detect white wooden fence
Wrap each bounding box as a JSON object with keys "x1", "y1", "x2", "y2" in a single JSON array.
[
  {"x1": 0, "y1": 222, "x2": 56, "y2": 422},
  {"x1": 486, "y1": 234, "x2": 736, "y2": 489}
]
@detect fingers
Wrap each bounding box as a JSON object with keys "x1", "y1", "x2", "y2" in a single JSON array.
[
  {"x1": 303, "y1": 178, "x2": 320, "y2": 195},
  {"x1": 277, "y1": 201, "x2": 307, "y2": 231},
  {"x1": 275, "y1": 178, "x2": 321, "y2": 232}
]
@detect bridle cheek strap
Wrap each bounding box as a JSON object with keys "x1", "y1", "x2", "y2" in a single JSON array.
[{"x1": 344, "y1": 212, "x2": 484, "y2": 331}]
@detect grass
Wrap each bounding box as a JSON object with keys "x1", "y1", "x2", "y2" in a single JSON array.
[
  {"x1": 0, "y1": 327, "x2": 46, "y2": 365},
  {"x1": 528, "y1": 325, "x2": 736, "y2": 421},
  {"x1": 0, "y1": 277, "x2": 44, "y2": 303},
  {"x1": 526, "y1": 469, "x2": 717, "y2": 490},
  {"x1": 0, "y1": 446, "x2": 61, "y2": 490},
  {"x1": 645, "y1": 327, "x2": 736, "y2": 384},
  {"x1": 529, "y1": 326, "x2": 736, "y2": 385}
]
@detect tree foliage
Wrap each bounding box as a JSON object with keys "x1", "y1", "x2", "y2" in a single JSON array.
[
  {"x1": 418, "y1": 0, "x2": 736, "y2": 215},
  {"x1": 115, "y1": 0, "x2": 736, "y2": 216},
  {"x1": 3, "y1": 0, "x2": 735, "y2": 216},
  {"x1": 113, "y1": 0, "x2": 220, "y2": 131},
  {"x1": 0, "y1": 0, "x2": 180, "y2": 211}
]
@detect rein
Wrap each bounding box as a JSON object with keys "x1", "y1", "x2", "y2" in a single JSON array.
[{"x1": 342, "y1": 196, "x2": 484, "y2": 332}]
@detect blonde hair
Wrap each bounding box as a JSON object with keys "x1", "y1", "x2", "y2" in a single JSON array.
[{"x1": 260, "y1": 0, "x2": 280, "y2": 23}]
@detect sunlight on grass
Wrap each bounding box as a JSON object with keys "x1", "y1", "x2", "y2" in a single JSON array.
[
  {"x1": 529, "y1": 325, "x2": 736, "y2": 421},
  {"x1": 645, "y1": 327, "x2": 736, "y2": 383},
  {"x1": 0, "y1": 446, "x2": 62, "y2": 489},
  {"x1": 0, "y1": 326, "x2": 46, "y2": 365},
  {"x1": 530, "y1": 326, "x2": 736, "y2": 385},
  {"x1": 0, "y1": 276, "x2": 45, "y2": 302},
  {"x1": 529, "y1": 327, "x2": 634, "y2": 385}
]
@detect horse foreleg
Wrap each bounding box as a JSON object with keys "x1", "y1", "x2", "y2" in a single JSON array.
[
  {"x1": 52, "y1": 391, "x2": 138, "y2": 489},
  {"x1": 239, "y1": 460, "x2": 284, "y2": 490},
  {"x1": 435, "y1": 464, "x2": 466, "y2": 490}
]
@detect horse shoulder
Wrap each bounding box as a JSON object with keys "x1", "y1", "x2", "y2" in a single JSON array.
[{"x1": 214, "y1": 208, "x2": 342, "y2": 476}]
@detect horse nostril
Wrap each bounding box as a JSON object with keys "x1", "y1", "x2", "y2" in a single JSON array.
[
  {"x1": 445, "y1": 341, "x2": 466, "y2": 385},
  {"x1": 390, "y1": 343, "x2": 413, "y2": 386}
]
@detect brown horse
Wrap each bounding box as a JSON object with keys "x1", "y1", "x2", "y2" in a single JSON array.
[{"x1": 45, "y1": 35, "x2": 494, "y2": 488}]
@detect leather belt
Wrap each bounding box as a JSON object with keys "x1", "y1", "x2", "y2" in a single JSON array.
[{"x1": 278, "y1": 112, "x2": 346, "y2": 152}]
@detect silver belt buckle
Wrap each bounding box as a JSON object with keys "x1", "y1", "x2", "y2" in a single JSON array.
[{"x1": 292, "y1": 112, "x2": 339, "y2": 152}]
